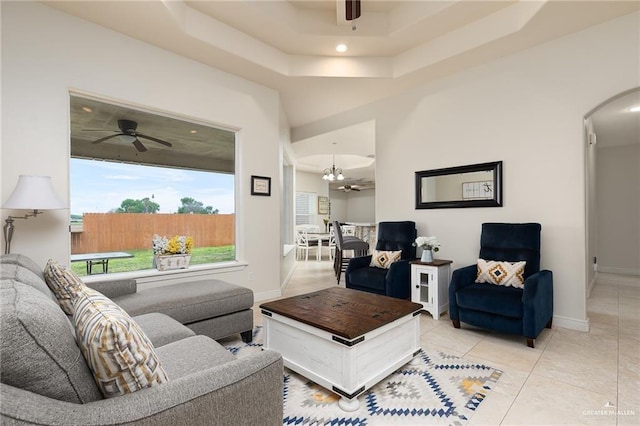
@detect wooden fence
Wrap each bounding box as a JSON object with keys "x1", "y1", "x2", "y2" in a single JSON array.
[{"x1": 71, "y1": 213, "x2": 235, "y2": 254}]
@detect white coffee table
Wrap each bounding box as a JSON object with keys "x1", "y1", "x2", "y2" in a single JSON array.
[{"x1": 260, "y1": 287, "x2": 422, "y2": 411}]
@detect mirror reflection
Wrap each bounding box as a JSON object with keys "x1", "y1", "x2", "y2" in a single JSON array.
[{"x1": 415, "y1": 161, "x2": 502, "y2": 209}]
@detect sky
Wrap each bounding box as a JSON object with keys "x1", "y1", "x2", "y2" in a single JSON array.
[{"x1": 70, "y1": 158, "x2": 235, "y2": 216}]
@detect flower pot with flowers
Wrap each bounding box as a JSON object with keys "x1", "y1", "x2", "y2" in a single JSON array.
[
  {"x1": 152, "y1": 234, "x2": 194, "y2": 271},
  {"x1": 413, "y1": 236, "x2": 440, "y2": 263}
]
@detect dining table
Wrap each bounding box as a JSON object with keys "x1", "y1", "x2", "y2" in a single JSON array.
[{"x1": 307, "y1": 232, "x2": 332, "y2": 261}]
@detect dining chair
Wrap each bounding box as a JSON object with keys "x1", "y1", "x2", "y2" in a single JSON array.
[
  {"x1": 341, "y1": 225, "x2": 356, "y2": 237},
  {"x1": 318, "y1": 228, "x2": 336, "y2": 261},
  {"x1": 333, "y1": 221, "x2": 369, "y2": 283},
  {"x1": 295, "y1": 229, "x2": 317, "y2": 261}
]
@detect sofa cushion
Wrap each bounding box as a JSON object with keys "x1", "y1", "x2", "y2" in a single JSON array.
[
  {"x1": 43, "y1": 259, "x2": 87, "y2": 314},
  {"x1": 74, "y1": 288, "x2": 169, "y2": 398},
  {"x1": 156, "y1": 335, "x2": 236, "y2": 379},
  {"x1": 114, "y1": 279, "x2": 254, "y2": 325},
  {"x1": 0, "y1": 279, "x2": 102, "y2": 403},
  {"x1": 369, "y1": 250, "x2": 402, "y2": 269},
  {"x1": 0, "y1": 263, "x2": 56, "y2": 302},
  {"x1": 0, "y1": 253, "x2": 44, "y2": 278},
  {"x1": 476, "y1": 259, "x2": 526, "y2": 289},
  {"x1": 455, "y1": 283, "x2": 524, "y2": 319},
  {"x1": 347, "y1": 267, "x2": 388, "y2": 292},
  {"x1": 134, "y1": 313, "x2": 196, "y2": 347}
]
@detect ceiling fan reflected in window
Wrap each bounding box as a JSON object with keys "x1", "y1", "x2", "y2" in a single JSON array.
[{"x1": 88, "y1": 119, "x2": 173, "y2": 153}]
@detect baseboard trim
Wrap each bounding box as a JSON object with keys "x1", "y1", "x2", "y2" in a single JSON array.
[
  {"x1": 553, "y1": 315, "x2": 590, "y2": 332},
  {"x1": 280, "y1": 263, "x2": 297, "y2": 293},
  {"x1": 587, "y1": 274, "x2": 598, "y2": 298},
  {"x1": 254, "y1": 289, "x2": 282, "y2": 303},
  {"x1": 598, "y1": 266, "x2": 640, "y2": 276}
]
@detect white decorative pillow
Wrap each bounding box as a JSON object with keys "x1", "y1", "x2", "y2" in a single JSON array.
[
  {"x1": 370, "y1": 250, "x2": 402, "y2": 269},
  {"x1": 476, "y1": 259, "x2": 526, "y2": 288},
  {"x1": 73, "y1": 288, "x2": 169, "y2": 398},
  {"x1": 43, "y1": 259, "x2": 86, "y2": 314}
]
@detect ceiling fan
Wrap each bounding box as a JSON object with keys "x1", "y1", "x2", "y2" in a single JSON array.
[
  {"x1": 89, "y1": 119, "x2": 172, "y2": 153},
  {"x1": 339, "y1": 184, "x2": 361, "y2": 192}
]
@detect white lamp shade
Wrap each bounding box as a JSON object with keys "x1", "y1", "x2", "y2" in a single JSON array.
[{"x1": 2, "y1": 175, "x2": 65, "y2": 210}]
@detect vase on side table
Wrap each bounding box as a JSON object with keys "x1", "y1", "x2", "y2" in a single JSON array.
[
  {"x1": 421, "y1": 249, "x2": 433, "y2": 263},
  {"x1": 155, "y1": 254, "x2": 191, "y2": 271}
]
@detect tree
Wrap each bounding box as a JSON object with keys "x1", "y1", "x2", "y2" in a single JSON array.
[
  {"x1": 177, "y1": 197, "x2": 218, "y2": 214},
  {"x1": 115, "y1": 197, "x2": 160, "y2": 213}
]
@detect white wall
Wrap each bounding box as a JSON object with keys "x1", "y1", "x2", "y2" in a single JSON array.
[
  {"x1": 597, "y1": 144, "x2": 640, "y2": 275},
  {"x1": 1, "y1": 2, "x2": 284, "y2": 300},
  {"x1": 291, "y1": 12, "x2": 640, "y2": 331},
  {"x1": 328, "y1": 188, "x2": 375, "y2": 223},
  {"x1": 328, "y1": 190, "x2": 348, "y2": 222},
  {"x1": 344, "y1": 189, "x2": 375, "y2": 222}
]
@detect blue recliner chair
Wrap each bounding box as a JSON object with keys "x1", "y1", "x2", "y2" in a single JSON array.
[
  {"x1": 345, "y1": 221, "x2": 417, "y2": 299},
  {"x1": 449, "y1": 223, "x2": 553, "y2": 348}
]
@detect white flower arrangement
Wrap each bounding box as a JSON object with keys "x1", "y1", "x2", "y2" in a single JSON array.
[{"x1": 414, "y1": 236, "x2": 440, "y2": 252}]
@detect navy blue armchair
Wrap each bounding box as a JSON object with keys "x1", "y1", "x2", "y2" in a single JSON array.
[
  {"x1": 345, "y1": 221, "x2": 417, "y2": 299},
  {"x1": 449, "y1": 223, "x2": 553, "y2": 348}
]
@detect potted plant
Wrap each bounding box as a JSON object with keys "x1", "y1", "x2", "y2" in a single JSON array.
[
  {"x1": 152, "y1": 234, "x2": 194, "y2": 270},
  {"x1": 414, "y1": 236, "x2": 440, "y2": 263}
]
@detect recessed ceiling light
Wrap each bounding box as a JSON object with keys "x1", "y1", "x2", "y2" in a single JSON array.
[
  {"x1": 81, "y1": 106, "x2": 92, "y2": 113},
  {"x1": 629, "y1": 105, "x2": 640, "y2": 112},
  {"x1": 336, "y1": 44, "x2": 348, "y2": 53},
  {"x1": 190, "y1": 130, "x2": 197, "y2": 134}
]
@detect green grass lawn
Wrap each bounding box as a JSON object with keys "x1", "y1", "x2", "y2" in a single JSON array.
[{"x1": 71, "y1": 246, "x2": 236, "y2": 277}]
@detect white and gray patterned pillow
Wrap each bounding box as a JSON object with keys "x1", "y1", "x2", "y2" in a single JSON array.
[
  {"x1": 73, "y1": 288, "x2": 169, "y2": 398},
  {"x1": 369, "y1": 250, "x2": 402, "y2": 269},
  {"x1": 475, "y1": 259, "x2": 526, "y2": 288},
  {"x1": 43, "y1": 259, "x2": 86, "y2": 314}
]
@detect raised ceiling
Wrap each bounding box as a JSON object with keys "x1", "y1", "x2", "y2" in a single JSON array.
[
  {"x1": 45, "y1": 1, "x2": 639, "y2": 129},
  {"x1": 48, "y1": 1, "x2": 639, "y2": 185}
]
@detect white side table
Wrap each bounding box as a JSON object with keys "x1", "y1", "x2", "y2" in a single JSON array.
[{"x1": 410, "y1": 259, "x2": 453, "y2": 320}]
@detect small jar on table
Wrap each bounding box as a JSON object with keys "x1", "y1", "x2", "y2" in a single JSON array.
[{"x1": 410, "y1": 259, "x2": 453, "y2": 320}]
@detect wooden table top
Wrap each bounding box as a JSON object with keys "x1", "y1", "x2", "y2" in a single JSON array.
[{"x1": 260, "y1": 287, "x2": 422, "y2": 340}]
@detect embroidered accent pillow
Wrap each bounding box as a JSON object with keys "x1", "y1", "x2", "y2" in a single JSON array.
[
  {"x1": 370, "y1": 250, "x2": 402, "y2": 269},
  {"x1": 43, "y1": 259, "x2": 87, "y2": 314},
  {"x1": 476, "y1": 259, "x2": 526, "y2": 288},
  {"x1": 74, "y1": 288, "x2": 169, "y2": 398}
]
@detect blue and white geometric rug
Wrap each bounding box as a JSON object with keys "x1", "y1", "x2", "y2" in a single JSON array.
[{"x1": 224, "y1": 327, "x2": 502, "y2": 425}]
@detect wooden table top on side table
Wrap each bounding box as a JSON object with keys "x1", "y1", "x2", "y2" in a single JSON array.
[{"x1": 260, "y1": 287, "x2": 423, "y2": 411}]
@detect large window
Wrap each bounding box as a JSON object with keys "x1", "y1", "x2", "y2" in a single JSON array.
[{"x1": 69, "y1": 94, "x2": 236, "y2": 276}]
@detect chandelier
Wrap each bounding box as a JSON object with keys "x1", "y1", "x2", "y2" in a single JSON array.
[{"x1": 322, "y1": 148, "x2": 344, "y2": 181}]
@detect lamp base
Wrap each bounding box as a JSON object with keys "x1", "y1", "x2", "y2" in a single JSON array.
[{"x1": 3, "y1": 217, "x2": 15, "y2": 255}]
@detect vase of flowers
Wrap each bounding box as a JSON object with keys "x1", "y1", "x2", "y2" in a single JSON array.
[
  {"x1": 414, "y1": 236, "x2": 440, "y2": 263},
  {"x1": 152, "y1": 234, "x2": 194, "y2": 271}
]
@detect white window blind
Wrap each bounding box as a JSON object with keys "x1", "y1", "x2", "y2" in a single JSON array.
[{"x1": 295, "y1": 192, "x2": 317, "y2": 225}]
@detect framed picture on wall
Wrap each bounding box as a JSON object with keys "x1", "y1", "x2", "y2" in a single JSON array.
[
  {"x1": 251, "y1": 175, "x2": 271, "y2": 196},
  {"x1": 318, "y1": 196, "x2": 330, "y2": 214},
  {"x1": 462, "y1": 180, "x2": 493, "y2": 200}
]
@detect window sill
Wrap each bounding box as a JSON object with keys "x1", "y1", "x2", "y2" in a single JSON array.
[
  {"x1": 283, "y1": 244, "x2": 296, "y2": 257},
  {"x1": 81, "y1": 261, "x2": 248, "y2": 285}
]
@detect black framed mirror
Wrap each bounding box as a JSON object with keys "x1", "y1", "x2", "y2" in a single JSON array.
[{"x1": 415, "y1": 161, "x2": 502, "y2": 209}]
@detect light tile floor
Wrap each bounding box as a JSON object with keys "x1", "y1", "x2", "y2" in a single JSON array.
[{"x1": 253, "y1": 261, "x2": 640, "y2": 425}]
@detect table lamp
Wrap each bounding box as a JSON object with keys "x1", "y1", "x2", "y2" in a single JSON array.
[{"x1": 2, "y1": 175, "x2": 65, "y2": 254}]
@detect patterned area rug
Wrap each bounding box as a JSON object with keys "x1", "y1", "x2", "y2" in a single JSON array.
[{"x1": 224, "y1": 327, "x2": 502, "y2": 426}]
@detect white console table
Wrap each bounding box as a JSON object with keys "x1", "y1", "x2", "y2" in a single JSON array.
[{"x1": 410, "y1": 259, "x2": 453, "y2": 320}]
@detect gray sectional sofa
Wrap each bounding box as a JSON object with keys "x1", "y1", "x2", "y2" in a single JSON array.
[{"x1": 0, "y1": 254, "x2": 283, "y2": 425}]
